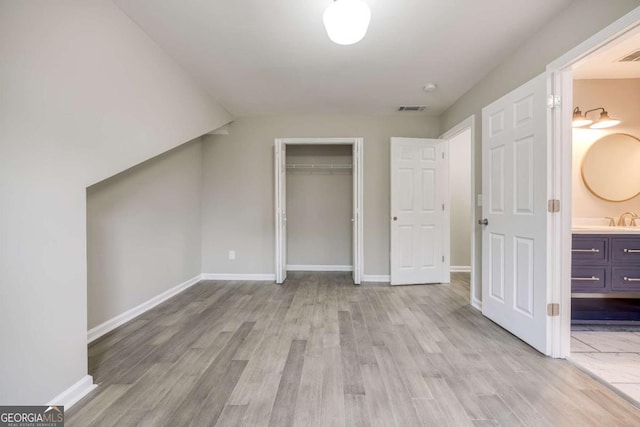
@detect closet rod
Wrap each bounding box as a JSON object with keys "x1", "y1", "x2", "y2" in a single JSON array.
[{"x1": 286, "y1": 163, "x2": 352, "y2": 170}]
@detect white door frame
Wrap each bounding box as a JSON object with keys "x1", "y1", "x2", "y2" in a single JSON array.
[
  {"x1": 274, "y1": 137, "x2": 364, "y2": 285},
  {"x1": 547, "y1": 7, "x2": 640, "y2": 358},
  {"x1": 440, "y1": 116, "x2": 478, "y2": 309}
]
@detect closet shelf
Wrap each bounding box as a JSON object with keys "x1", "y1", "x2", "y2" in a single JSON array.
[{"x1": 286, "y1": 163, "x2": 352, "y2": 170}]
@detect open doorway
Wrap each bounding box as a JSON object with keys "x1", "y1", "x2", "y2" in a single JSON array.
[
  {"x1": 568, "y1": 32, "x2": 640, "y2": 403},
  {"x1": 274, "y1": 138, "x2": 364, "y2": 285},
  {"x1": 441, "y1": 117, "x2": 477, "y2": 307},
  {"x1": 547, "y1": 11, "x2": 640, "y2": 403}
]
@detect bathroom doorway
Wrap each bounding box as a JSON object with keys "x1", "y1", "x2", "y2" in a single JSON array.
[{"x1": 555, "y1": 23, "x2": 640, "y2": 404}]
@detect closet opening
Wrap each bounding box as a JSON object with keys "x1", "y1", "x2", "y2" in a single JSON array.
[{"x1": 274, "y1": 138, "x2": 363, "y2": 285}]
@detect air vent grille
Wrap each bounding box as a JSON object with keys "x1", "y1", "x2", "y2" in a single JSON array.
[
  {"x1": 618, "y1": 49, "x2": 640, "y2": 62},
  {"x1": 397, "y1": 105, "x2": 427, "y2": 112}
]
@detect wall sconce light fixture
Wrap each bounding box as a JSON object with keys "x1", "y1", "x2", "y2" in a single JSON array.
[{"x1": 573, "y1": 106, "x2": 621, "y2": 129}]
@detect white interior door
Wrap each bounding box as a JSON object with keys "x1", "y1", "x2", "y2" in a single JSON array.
[
  {"x1": 352, "y1": 140, "x2": 363, "y2": 285},
  {"x1": 390, "y1": 137, "x2": 449, "y2": 286},
  {"x1": 275, "y1": 141, "x2": 287, "y2": 284},
  {"x1": 481, "y1": 73, "x2": 549, "y2": 354}
]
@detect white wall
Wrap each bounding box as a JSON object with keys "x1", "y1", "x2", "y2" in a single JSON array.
[
  {"x1": 87, "y1": 140, "x2": 204, "y2": 329},
  {"x1": 572, "y1": 79, "x2": 640, "y2": 220},
  {"x1": 439, "y1": 0, "x2": 640, "y2": 302},
  {"x1": 449, "y1": 129, "x2": 472, "y2": 268},
  {"x1": 286, "y1": 145, "x2": 353, "y2": 267},
  {"x1": 0, "y1": 1, "x2": 230, "y2": 404},
  {"x1": 201, "y1": 115, "x2": 440, "y2": 276}
]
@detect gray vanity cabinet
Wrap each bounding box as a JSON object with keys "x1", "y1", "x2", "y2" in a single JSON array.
[{"x1": 572, "y1": 234, "x2": 640, "y2": 293}]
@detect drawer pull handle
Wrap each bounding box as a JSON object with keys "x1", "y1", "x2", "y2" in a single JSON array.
[
  {"x1": 572, "y1": 276, "x2": 600, "y2": 281},
  {"x1": 623, "y1": 277, "x2": 640, "y2": 282},
  {"x1": 623, "y1": 249, "x2": 640, "y2": 253},
  {"x1": 572, "y1": 248, "x2": 600, "y2": 253}
]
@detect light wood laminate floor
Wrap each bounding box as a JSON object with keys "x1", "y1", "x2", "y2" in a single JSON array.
[{"x1": 68, "y1": 272, "x2": 640, "y2": 426}]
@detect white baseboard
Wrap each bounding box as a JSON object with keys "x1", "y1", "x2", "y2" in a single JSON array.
[
  {"x1": 87, "y1": 274, "x2": 202, "y2": 344},
  {"x1": 47, "y1": 375, "x2": 96, "y2": 409},
  {"x1": 471, "y1": 297, "x2": 482, "y2": 311},
  {"x1": 201, "y1": 273, "x2": 276, "y2": 281},
  {"x1": 286, "y1": 265, "x2": 353, "y2": 272},
  {"x1": 363, "y1": 274, "x2": 390, "y2": 283},
  {"x1": 451, "y1": 266, "x2": 471, "y2": 273}
]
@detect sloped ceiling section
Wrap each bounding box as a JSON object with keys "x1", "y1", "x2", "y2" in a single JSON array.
[
  {"x1": 115, "y1": 0, "x2": 573, "y2": 116},
  {"x1": 0, "y1": 0, "x2": 230, "y2": 404}
]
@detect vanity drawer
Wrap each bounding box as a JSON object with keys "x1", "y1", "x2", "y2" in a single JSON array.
[
  {"x1": 611, "y1": 237, "x2": 640, "y2": 264},
  {"x1": 571, "y1": 266, "x2": 608, "y2": 293},
  {"x1": 571, "y1": 236, "x2": 608, "y2": 264},
  {"x1": 611, "y1": 267, "x2": 640, "y2": 292}
]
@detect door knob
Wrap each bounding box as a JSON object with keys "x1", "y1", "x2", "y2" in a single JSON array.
[
  {"x1": 393, "y1": 216, "x2": 398, "y2": 221},
  {"x1": 478, "y1": 218, "x2": 489, "y2": 226}
]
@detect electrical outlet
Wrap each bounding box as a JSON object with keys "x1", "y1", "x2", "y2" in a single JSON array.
[{"x1": 229, "y1": 250, "x2": 236, "y2": 260}]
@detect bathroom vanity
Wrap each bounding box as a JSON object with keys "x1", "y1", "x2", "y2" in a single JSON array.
[{"x1": 572, "y1": 228, "x2": 640, "y2": 293}]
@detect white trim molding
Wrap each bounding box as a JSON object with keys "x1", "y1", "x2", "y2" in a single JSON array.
[
  {"x1": 286, "y1": 265, "x2": 353, "y2": 272},
  {"x1": 471, "y1": 297, "x2": 482, "y2": 311},
  {"x1": 47, "y1": 375, "x2": 96, "y2": 409},
  {"x1": 201, "y1": 273, "x2": 276, "y2": 281},
  {"x1": 363, "y1": 274, "x2": 390, "y2": 283},
  {"x1": 450, "y1": 266, "x2": 471, "y2": 273},
  {"x1": 87, "y1": 274, "x2": 202, "y2": 343}
]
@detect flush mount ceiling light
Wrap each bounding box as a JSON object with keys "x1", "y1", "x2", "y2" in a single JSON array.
[
  {"x1": 572, "y1": 106, "x2": 621, "y2": 129},
  {"x1": 323, "y1": 0, "x2": 371, "y2": 45}
]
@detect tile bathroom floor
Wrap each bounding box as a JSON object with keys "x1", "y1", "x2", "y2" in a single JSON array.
[{"x1": 571, "y1": 327, "x2": 640, "y2": 405}]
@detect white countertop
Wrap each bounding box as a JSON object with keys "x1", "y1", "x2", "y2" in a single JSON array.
[{"x1": 572, "y1": 225, "x2": 640, "y2": 234}]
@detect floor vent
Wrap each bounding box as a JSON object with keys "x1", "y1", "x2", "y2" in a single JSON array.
[
  {"x1": 618, "y1": 49, "x2": 640, "y2": 62},
  {"x1": 397, "y1": 105, "x2": 427, "y2": 112}
]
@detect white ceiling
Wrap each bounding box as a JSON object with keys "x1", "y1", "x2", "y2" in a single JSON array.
[
  {"x1": 574, "y1": 27, "x2": 640, "y2": 79},
  {"x1": 115, "y1": 0, "x2": 573, "y2": 116}
]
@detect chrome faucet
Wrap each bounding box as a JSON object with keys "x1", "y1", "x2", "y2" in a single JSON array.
[{"x1": 617, "y1": 212, "x2": 638, "y2": 226}]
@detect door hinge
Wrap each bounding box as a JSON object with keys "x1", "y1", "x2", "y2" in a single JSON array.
[
  {"x1": 547, "y1": 199, "x2": 560, "y2": 213},
  {"x1": 442, "y1": 255, "x2": 445, "y2": 263},
  {"x1": 442, "y1": 152, "x2": 445, "y2": 160},
  {"x1": 442, "y1": 203, "x2": 445, "y2": 211},
  {"x1": 547, "y1": 303, "x2": 560, "y2": 317},
  {"x1": 547, "y1": 94, "x2": 561, "y2": 109}
]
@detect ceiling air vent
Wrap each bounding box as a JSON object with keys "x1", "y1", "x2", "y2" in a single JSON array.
[
  {"x1": 618, "y1": 49, "x2": 640, "y2": 62},
  {"x1": 397, "y1": 105, "x2": 427, "y2": 112}
]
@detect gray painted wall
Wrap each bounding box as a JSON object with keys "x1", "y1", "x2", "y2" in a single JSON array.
[
  {"x1": 440, "y1": 0, "x2": 640, "y2": 302},
  {"x1": 286, "y1": 145, "x2": 353, "y2": 267},
  {"x1": 201, "y1": 115, "x2": 440, "y2": 276},
  {"x1": 0, "y1": 1, "x2": 230, "y2": 404},
  {"x1": 87, "y1": 140, "x2": 204, "y2": 329}
]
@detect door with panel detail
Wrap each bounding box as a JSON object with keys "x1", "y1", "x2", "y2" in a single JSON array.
[
  {"x1": 481, "y1": 73, "x2": 549, "y2": 354},
  {"x1": 390, "y1": 138, "x2": 448, "y2": 286}
]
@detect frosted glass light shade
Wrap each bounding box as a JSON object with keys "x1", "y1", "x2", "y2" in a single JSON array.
[{"x1": 323, "y1": 0, "x2": 371, "y2": 45}]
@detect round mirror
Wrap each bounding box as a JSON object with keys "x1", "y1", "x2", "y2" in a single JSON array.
[{"x1": 582, "y1": 133, "x2": 640, "y2": 202}]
